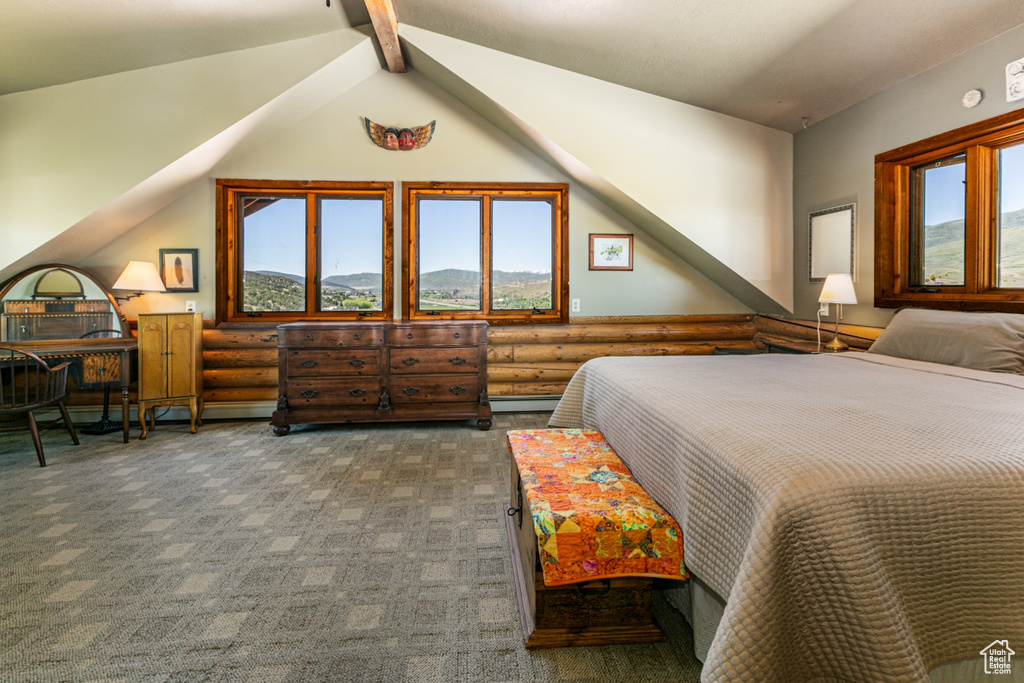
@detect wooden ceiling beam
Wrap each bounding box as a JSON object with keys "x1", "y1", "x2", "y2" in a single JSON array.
[{"x1": 363, "y1": 0, "x2": 406, "y2": 73}]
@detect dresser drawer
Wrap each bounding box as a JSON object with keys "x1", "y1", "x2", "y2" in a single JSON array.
[
  {"x1": 387, "y1": 324, "x2": 484, "y2": 347},
  {"x1": 82, "y1": 353, "x2": 121, "y2": 384},
  {"x1": 287, "y1": 378, "x2": 380, "y2": 406},
  {"x1": 390, "y1": 374, "x2": 480, "y2": 403},
  {"x1": 280, "y1": 326, "x2": 382, "y2": 348},
  {"x1": 286, "y1": 349, "x2": 380, "y2": 376},
  {"x1": 389, "y1": 347, "x2": 480, "y2": 374}
]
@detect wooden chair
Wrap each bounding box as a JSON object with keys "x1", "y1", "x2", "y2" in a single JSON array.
[{"x1": 0, "y1": 345, "x2": 79, "y2": 466}]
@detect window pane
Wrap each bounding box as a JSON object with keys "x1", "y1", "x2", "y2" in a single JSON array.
[
  {"x1": 417, "y1": 199, "x2": 482, "y2": 311},
  {"x1": 240, "y1": 196, "x2": 306, "y2": 311},
  {"x1": 998, "y1": 143, "x2": 1024, "y2": 288},
  {"x1": 912, "y1": 155, "x2": 965, "y2": 286},
  {"x1": 319, "y1": 198, "x2": 384, "y2": 311},
  {"x1": 491, "y1": 199, "x2": 554, "y2": 310}
]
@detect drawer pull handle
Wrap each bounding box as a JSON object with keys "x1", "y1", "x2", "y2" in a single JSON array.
[
  {"x1": 454, "y1": 332, "x2": 461, "y2": 338},
  {"x1": 305, "y1": 333, "x2": 313, "y2": 341},
  {"x1": 301, "y1": 359, "x2": 319, "y2": 368},
  {"x1": 449, "y1": 385, "x2": 467, "y2": 396},
  {"x1": 349, "y1": 359, "x2": 367, "y2": 368},
  {"x1": 353, "y1": 333, "x2": 360, "y2": 340},
  {"x1": 407, "y1": 333, "x2": 413, "y2": 339},
  {"x1": 401, "y1": 386, "x2": 420, "y2": 396},
  {"x1": 349, "y1": 388, "x2": 366, "y2": 397},
  {"x1": 300, "y1": 389, "x2": 320, "y2": 399},
  {"x1": 507, "y1": 483, "x2": 524, "y2": 528},
  {"x1": 402, "y1": 357, "x2": 420, "y2": 366},
  {"x1": 448, "y1": 356, "x2": 466, "y2": 366}
]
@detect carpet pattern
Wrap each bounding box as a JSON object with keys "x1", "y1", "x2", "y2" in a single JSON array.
[{"x1": 0, "y1": 415, "x2": 702, "y2": 682}]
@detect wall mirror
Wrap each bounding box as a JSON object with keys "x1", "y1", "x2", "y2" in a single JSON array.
[
  {"x1": 808, "y1": 204, "x2": 856, "y2": 283},
  {"x1": 0, "y1": 264, "x2": 130, "y2": 343}
]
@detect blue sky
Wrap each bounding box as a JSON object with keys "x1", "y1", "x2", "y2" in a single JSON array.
[
  {"x1": 1001, "y1": 143, "x2": 1024, "y2": 216},
  {"x1": 242, "y1": 198, "x2": 383, "y2": 277},
  {"x1": 925, "y1": 143, "x2": 1024, "y2": 225},
  {"x1": 418, "y1": 198, "x2": 553, "y2": 274}
]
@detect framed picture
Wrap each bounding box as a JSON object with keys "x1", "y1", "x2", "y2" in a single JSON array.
[
  {"x1": 589, "y1": 234, "x2": 633, "y2": 271},
  {"x1": 808, "y1": 204, "x2": 855, "y2": 283},
  {"x1": 159, "y1": 248, "x2": 199, "y2": 292}
]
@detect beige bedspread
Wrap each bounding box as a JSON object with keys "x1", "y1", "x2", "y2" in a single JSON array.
[{"x1": 548, "y1": 353, "x2": 1024, "y2": 683}]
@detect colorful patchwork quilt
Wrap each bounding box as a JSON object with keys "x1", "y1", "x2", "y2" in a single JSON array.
[{"x1": 507, "y1": 429, "x2": 687, "y2": 586}]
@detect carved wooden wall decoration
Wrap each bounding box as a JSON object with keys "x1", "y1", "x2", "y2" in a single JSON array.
[{"x1": 364, "y1": 118, "x2": 435, "y2": 150}]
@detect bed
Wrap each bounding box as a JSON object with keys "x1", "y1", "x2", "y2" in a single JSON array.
[{"x1": 547, "y1": 309, "x2": 1024, "y2": 683}]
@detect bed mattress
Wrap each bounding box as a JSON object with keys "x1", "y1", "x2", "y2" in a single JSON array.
[{"x1": 549, "y1": 353, "x2": 1024, "y2": 682}]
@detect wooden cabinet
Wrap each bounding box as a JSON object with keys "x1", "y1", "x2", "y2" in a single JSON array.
[
  {"x1": 271, "y1": 321, "x2": 491, "y2": 435},
  {"x1": 137, "y1": 313, "x2": 204, "y2": 439}
]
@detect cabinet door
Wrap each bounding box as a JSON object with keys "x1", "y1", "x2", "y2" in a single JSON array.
[
  {"x1": 139, "y1": 317, "x2": 168, "y2": 401},
  {"x1": 167, "y1": 315, "x2": 196, "y2": 398}
]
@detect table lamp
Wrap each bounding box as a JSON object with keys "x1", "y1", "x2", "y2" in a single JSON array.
[
  {"x1": 112, "y1": 261, "x2": 166, "y2": 302},
  {"x1": 818, "y1": 273, "x2": 857, "y2": 351}
]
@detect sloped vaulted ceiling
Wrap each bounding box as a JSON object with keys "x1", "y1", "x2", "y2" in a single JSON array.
[
  {"x1": 2, "y1": 1, "x2": 1022, "y2": 310},
  {"x1": 400, "y1": 26, "x2": 793, "y2": 313},
  {"x1": 0, "y1": 24, "x2": 793, "y2": 312},
  {"x1": 0, "y1": 29, "x2": 381, "y2": 281}
]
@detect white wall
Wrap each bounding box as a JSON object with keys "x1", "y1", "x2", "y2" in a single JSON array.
[
  {"x1": 82, "y1": 68, "x2": 749, "y2": 319},
  {"x1": 0, "y1": 30, "x2": 376, "y2": 279},
  {"x1": 5, "y1": 23, "x2": 802, "y2": 321},
  {"x1": 793, "y1": 23, "x2": 1024, "y2": 326},
  {"x1": 401, "y1": 26, "x2": 794, "y2": 314}
]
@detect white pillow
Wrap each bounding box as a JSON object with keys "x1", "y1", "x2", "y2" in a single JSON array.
[{"x1": 867, "y1": 308, "x2": 1024, "y2": 374}]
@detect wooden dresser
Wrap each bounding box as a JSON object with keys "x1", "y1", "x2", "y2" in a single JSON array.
[{"x1": 271, "y1": 321, "x2": 492, "y2": 434}]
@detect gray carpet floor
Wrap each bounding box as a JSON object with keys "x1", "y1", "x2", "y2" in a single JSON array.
[{"x1": 0, "y1": 413, "x2": 702, "y2": 682}]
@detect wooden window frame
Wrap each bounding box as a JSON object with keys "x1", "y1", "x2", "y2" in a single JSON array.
[
  {"x1": 216, "y1": 179, "x2": 394, "y2": 324},
  {"x1": 402, "y1": 182, "x2": 569, "y2": 324},
  {"x1": 875, "y1": 107, "x2": 1024, "y2": 312}
]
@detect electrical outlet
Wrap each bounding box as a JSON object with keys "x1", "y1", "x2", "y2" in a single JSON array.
[
  {"x1": 571, "y1": 298, "x2": 581, "y2": 313},
  {"x1": 186, "y1": 300, "x2": 196, "y2": 313},
  {"x1": 818, "y1": 302, "x2": 829, "y2": 317}
]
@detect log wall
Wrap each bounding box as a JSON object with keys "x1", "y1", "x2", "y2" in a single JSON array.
[
  {"x1": 66, "y1": 314, "x2": 884, "y2": 407},
  {"x1": 199, "y1": 315, "x2": 758, "y2": 403},
  {"x1": 752, "y1": 315, "x2": 882, "y2": 351},
  {"x1": 486, "y1": 315, "x2": 756, "y2": 396}
]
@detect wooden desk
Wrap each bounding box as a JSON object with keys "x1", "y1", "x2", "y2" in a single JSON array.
[{"x1": 12, "y1": 338, "x2": 137, "y2": 443}]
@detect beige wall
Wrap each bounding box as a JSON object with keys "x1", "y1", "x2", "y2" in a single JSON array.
[
  {"x1": 0, "y1": 30, "x2": 376, "y2": 278},
  {"x1": 793, "y1": 22, "x2": 1024, "y2": 327},
  {"x1": 401, "y1": 26, "x2": 794, "y2": 313},
  {"x1": 82, "y1": 68, "x2": 749, "y2": 319},
  {"x1": 3, "y1": 25, "x2": 798, "y2": 321}
]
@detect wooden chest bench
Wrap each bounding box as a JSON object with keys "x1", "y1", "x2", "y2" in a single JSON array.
[{"x1": 504, "y1": 429, "x2": 686, "y2": 648}]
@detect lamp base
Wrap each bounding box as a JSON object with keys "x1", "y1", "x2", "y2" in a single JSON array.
[{"x1": 823, "y1": 336, "x2": 849, "y2": 352}]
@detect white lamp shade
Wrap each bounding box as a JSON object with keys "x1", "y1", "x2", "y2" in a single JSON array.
[
  {"x1": 818, "y1": 273, "x2": 857, "y2": 305},
  {"x1": 112, "y1": 261, "x2": 166, "y2": 292}
]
